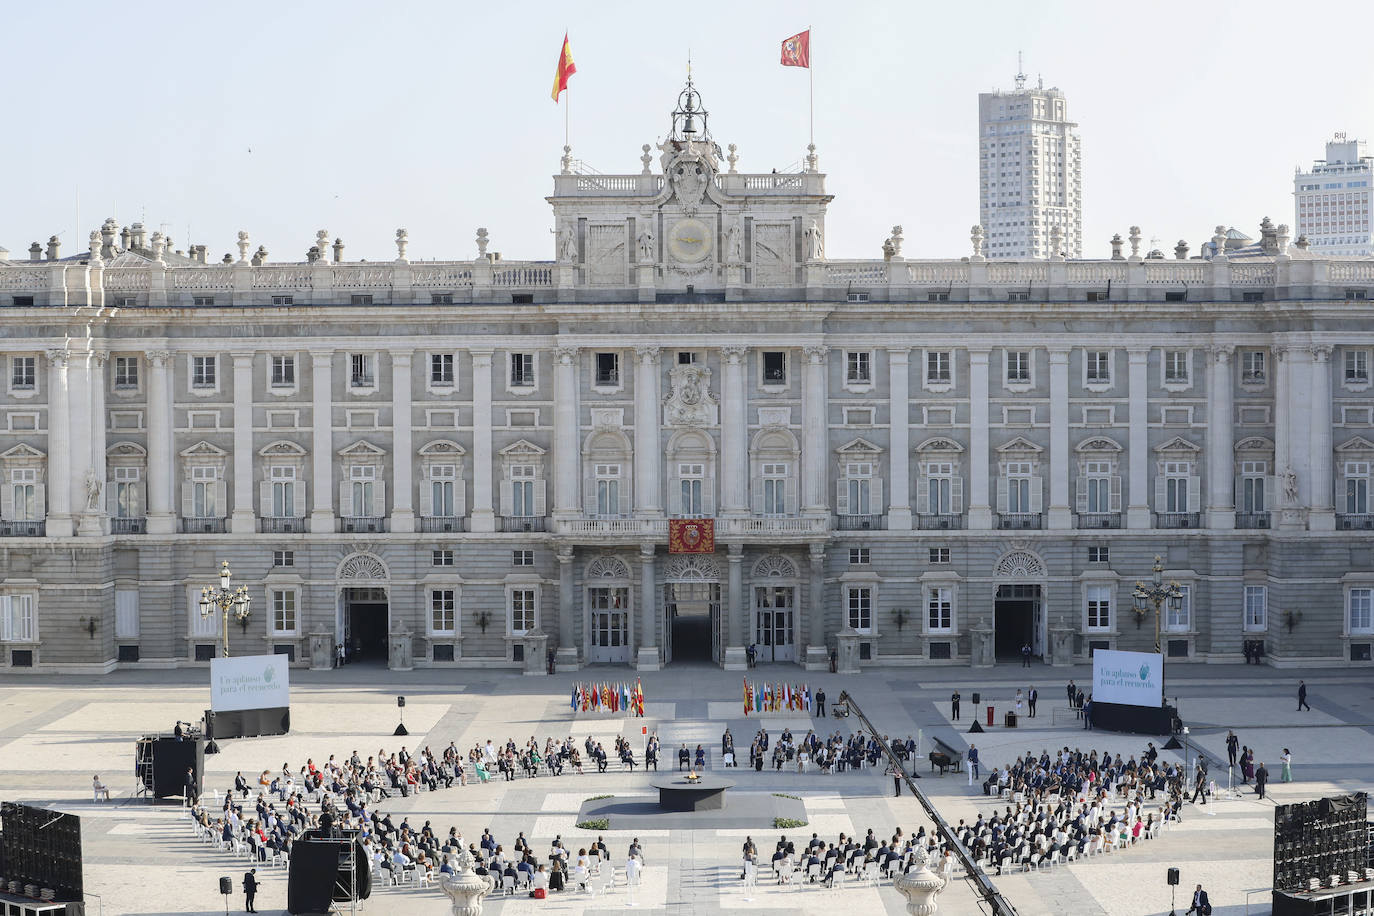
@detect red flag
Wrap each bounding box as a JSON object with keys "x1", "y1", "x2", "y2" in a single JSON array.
[
  {"x1": 551, "y1": 32, "x2": 577, "y2": 102},
  {"x1": 780, "y1": 30, "x2": 810, "y2": 68}
]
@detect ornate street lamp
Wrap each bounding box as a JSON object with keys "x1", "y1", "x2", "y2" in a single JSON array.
[
  {"x1": 1132, "y1": 555, "x2": 1183, "y2": 704},
  {"x1": 199, "y1": 560, "x2": 252, "y2": 658}
]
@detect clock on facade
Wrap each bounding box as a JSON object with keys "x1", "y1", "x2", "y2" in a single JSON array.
[{"x1": 667, "y1": 217, "x2": 713, "y2": 263}]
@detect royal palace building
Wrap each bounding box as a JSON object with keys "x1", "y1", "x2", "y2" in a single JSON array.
[{"x1": 2, "y1": 83, "x2": 1373, "y2": 674}]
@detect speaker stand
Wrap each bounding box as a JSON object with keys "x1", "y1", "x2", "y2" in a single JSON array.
[{"x1": 1169, "y1": 884, "x2": 1176, "y2": 916}]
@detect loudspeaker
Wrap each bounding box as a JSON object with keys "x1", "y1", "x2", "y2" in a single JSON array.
[
  {"x1": 219, "y1": 876, "x2": 232, "y2": 895},
  {"x1": 203, "y1": 709, "x2": 216, "y2": 740},
  {"x1": 397, "y1": 696, "x2": 406, "y2": 708},
  {"x1": 972, "y1": 693, "x2": 981, "y2": 705},
  {"x1": 1167, "y1": 867, "x2": 1180, "y2": 886}
]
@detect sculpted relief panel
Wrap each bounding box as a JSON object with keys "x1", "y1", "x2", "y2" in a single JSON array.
[
  {"x1": 752, "y1": 222, "x2": 793, "y2": 286},
  {"x1": 586, "y1": 223, "x2": 627, "y2": 286}
]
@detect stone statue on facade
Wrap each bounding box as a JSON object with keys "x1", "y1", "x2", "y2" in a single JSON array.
[
  {"x1": 636, "y1": 226, "x2": 655, "y2": 263},
  {"x1": 558, "y1": 225, "x2": 578, "y2": 263},
  {"x1": 803, "y1": 219, "x2": 824, "y2": 261},
  {"x1": 726, "y1": 221, "x2": 743, "y2": 265},
  {"x1": 84, "y1": 470, "x2": 102, "y2": 511},
  {"x1": 1283, "y1": 467, "x2": 1299, "y2": 506}
]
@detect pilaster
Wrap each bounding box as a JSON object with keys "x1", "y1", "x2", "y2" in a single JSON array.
[
  {"x1": 555, "y1": 545, "x2": 580, "y2": 671},
  {"x1": 1309, "y1": 345, "x2": 1336, "y2": 530},
  {"x1": 1206, "y1": 345, "x2": 1236, "y2": 529},
  {"x1": 145, "y1": 349, "x2": 175, "y2": 534},
  {"x1": 804, "y1": 543, "x2": 828, "y2": 670},
  {"x1": 886, "y1": 348, "x2": 912, "y2": 530},
  {"x1": 719, "y1": 345, "x2": 749, "y2": 517},
  {"x1": 230, "y1": 352, "x2": 257, "y2": 534},
  {"x1": 469, "y1": 350, "x2": 496, "y2": 532},
  {"x1": 390, "y1": 350, "x2": 415, "y2": 533},
  {"x1": 308, "y1": 350, "x2": 335, "y2": 533},
  {"x1": 552, "y1": 346, "x2": 579, "y2": 520},
  {"x1": 723, "y1": 543, "x2": 747, "y2": 669},
  {"x1": 967, "y1": 349, "x2": 992, "y2": 529},
  {"x1": 633, "y1": 346, "x2": 663, "y2": 516},
  {"x1": 635, "y1": 543, "x2": 660, "y2": 671},
  {"x1": 1047, "y1": 347, "x2": 1072, "y2": 529},
  {"x1": 1126, "y1": 347, "x2": 1151, "y2": 529},
  {"x1": 801, "y1": 345, "x2": 828, "y2": 516}
]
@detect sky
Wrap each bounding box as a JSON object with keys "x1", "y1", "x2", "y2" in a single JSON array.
[{"x1": 5, "y1": 0, "x2": 1374, "y2": 263}]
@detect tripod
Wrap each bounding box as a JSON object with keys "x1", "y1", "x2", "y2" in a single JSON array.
[{"x1": 1169, "y1": 883, "x2": 1176, "y2": 916}]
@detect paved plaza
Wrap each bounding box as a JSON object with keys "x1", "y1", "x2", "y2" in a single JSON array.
[{"x1": 2, "y1": 662, "x2": 1372, "y2": 916}]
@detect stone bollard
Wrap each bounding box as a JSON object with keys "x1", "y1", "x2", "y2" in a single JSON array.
[
  {"x1": 440, "y1": 848, "x2": 493, "y2": 916},
  {"x1": 893, "y1": 846, "x2": 948, "y2": 915}
]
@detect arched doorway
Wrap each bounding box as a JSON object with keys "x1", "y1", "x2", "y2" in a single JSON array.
[
  {"x1": 663, "y1": 555, "x2": 721, "y2": 665},
  {"x1": 337, "y1": 552, "x2": 390, "y2": 665},
  {"x1": 584, "y1": 556, "x2": 633, "y2": 664},
  {"x1": 993, "y1": 550, "x2": 1046, "y2": 662},
  {"x1": 751, "y1": 554, "x2": 799, "y2": 663}
]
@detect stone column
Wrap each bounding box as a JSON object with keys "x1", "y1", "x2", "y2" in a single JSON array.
[
  {"x1": 309, "y1": 350, "x2": 335, "y2": 533},
  {"x1": 67, "y1": 350, "x2": 92, "y2": 530},
  {"x1": 802, "y1": 346, "x2": 828, "y2": 515},
  {"x1": 967, "y1": 349, "x2": 992, "y2": 529},
  {"x1": 805, "y1": 544, "x2": 828, "y2": 670},
  {"x1": 83, "y1": 351, "x2": 109, "y2": 536},
  {"x1": 887, "y1": 348, "x2": 913, "y2": 529},
  {"x1": 636, "y1": 543, "x2": 660, "y2": 670},
  {"x1": 145, "y1": 350, "x2": 175, "y2": 535},
  {"x1": 553, "y1": 346, "x2": 580, "y2": 519},
  {"x1": 719, "y1": 346, "x2": 749, "y2": 516},
  {"x1": 1274, "y1": 346, "x2": 1303, "y2": 530},
  {"x1": 1126, "y1": 348, "x2": 1151, "y2": 528},
  {"x1": 470, "y1": 350, "x2": 496, "y2": 532},
  {"x1": 1287, "y1": 348, "x2": 1315, "y2": 512},
  {"x1": 556, "y1": 545, "x2": 579, "y2": 670},
  {"x1": 724, "y1": 543, "x2": 746, "y2": 669},
  {"x1": 390, "y1": 350, "x2": 415, "y2": 533},
  {"x1": 1206, "y1": 346, "x2": 1236, "y2": 529},
  {"x1": 230, "y1": 352, "x2": 256, "y2": 534},
  {"x1": 1047, "y1": 348, "x2": 1072, "y2": 529},
  {"x1": 633, "y1": 346, "x2": 662, "y2": 516},
  {"x1": 1309, "y1": 345, "x2": 1336, "y2": 530}
]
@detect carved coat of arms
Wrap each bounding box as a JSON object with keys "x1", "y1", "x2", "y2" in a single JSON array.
[{"x1": 662, "y1": 365, "x2": 718, "y2": 426}]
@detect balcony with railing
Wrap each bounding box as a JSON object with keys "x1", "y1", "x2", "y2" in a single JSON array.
[
  {"x1": 111, "y1": 517, "x2": 146, "y2": 534},
  {"x1": 1154, "y1": 512, "x2": 1202, "y2": 529},
  {"x1": 916, "y1": 514, "x2": 965, "y2": 530},
  {"x1": 555, "y1": 517, "x2": 666, "y2": 538},
  {"x1": 1338, "y1": 514, "x2": 1374, "y2": 530},
  {"x1": 420, "y1": 516, "x2": 467, "y2": 533},
  {"x1": 180, "y1": 517, "x2": 227, "y2": 533},
  {"x1": 339, "y1": 516, "x2": 389, "y2": 533},
  {"x1": 501, "y1": 515, "x2": 547, "y2": 533},
  {"x1": 717, "y1": 516, "x2": 829, "y2": 537},
  {"x1": 260, "y1": 517, "x2": 307, "y2": 533},
  {"x1": 0, "y1": 520, "x2": 46, "y2": 537},
  {"x1": 1076, "y1": 513, "x2": 1122, "y2": 530},
  {"x1": 997, "y1": 513, "x2": 1043, "y2": 530},
  {"x1": 835, "y1": 514, "x2": 886, "y2": 531},
  {"x1": 1235, "y1": 512, "x2": 1271, "y2": 530}
]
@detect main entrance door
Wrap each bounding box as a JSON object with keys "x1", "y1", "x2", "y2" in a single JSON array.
[
  {"x1": 342, "y1": 586, "x2": 389, "y2": 664},
  {"x1": 753, "y1": 585, "x2": 796, "y2": 662},
  {"x1": 994, "y1": 584, "x2": 1041, "y2": 662},
  {"x1": 664, "y1": 581, "x2": 720, "y2": 665},
  {"x1": 587, "y1": 586, "x2": 631, "y2": 664}
]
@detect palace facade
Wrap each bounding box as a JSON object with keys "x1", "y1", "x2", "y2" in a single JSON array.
[{"x1": 2, "y1": 83, "x2": 1373, "y2": 673}]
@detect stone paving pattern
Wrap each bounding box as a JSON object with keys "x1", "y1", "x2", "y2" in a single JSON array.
[{"x1": 2, "y1": 662, "x2": 1371, "y2": 915}]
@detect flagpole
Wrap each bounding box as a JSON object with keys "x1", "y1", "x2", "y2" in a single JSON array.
[{"x1": 808, "y1": 24, "x2": 814, "y2": 147}]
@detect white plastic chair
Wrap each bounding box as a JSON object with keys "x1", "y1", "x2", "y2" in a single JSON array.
[
  {"x1": 743, "y1": 861, "x2": 757, "y2": 889},
  {"x1": 862, "y1": 862, "x2": 881, "y2": 886}
]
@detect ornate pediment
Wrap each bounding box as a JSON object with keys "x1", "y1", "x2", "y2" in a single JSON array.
[
  {"x1": 1234, "y1": 436, "x2": 1274, "y2": 453},
  {"x1": 499, "y1": 439, "x2": 547, "y2": 458},
  {"x1": 586, "y1": 556, "x2": 632, "y2": 580},
  {"x1": 662, "y1": 364, "x2": 718, "y2": 427},
  {"x1": 995, "y1": 550, "x2": 1046, "y2": 579},
  {"x1": 1336, "y1": 436, "x2": 1374, "y2": 453},
  {"x1": 419, "y1": 439, "x2": 467, "y2": 457},
  {"x1": 753, "y1": 554, "x2": 798, "y2": 579},
  {"x1": 179, "y1": 440, "x2": 227, "y2": 459},
  {"x1": 1154, "y1": 435, "x2": 1201, "y2": 454},
  {"x1": 996, "y1": 436, "x2": 1043, "y2": 454},
  {"x1": 337, "y1": 552, "x2": 389, "y2": 582},
  {"x1": 0, "y1": 443, "x2": 45, "y2": 461},
  {"x1": 1075, "y1": 437, "x2": 1122, "y2": 453},
  {"x1": 106, "y1": 441, "x2": 147, "y2": 458},
  {"x1": 259, "y1": 439, "x2": 307, "y2": 457},
  {"x1": 914, "y1": 436, "x2": 965, "y2": 454},
  {"x1": 338, "y1": 440, "x2": 386, "y2": 459},
  {"x1": 836, "y1": 437, "x2": 883, "y2": 456}
]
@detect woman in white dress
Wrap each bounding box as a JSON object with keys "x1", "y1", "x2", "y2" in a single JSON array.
[{"x1": 1014, "y1": 689, "x2": 1024, "y2": 713}]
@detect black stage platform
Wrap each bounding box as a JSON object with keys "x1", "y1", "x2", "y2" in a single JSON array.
[
  {"x1": 649, "y1": 773, "x2": 736, "y2": 812},
  {"x1": 576, "y1": 789, "x2": 804, "y2": 831},
  {"x1": 1273, "y1": 877, "x2": 1374, "y2": 915},
  {"x1": 1090, "y1": 701, "x2": 1178, "y2": 736}
]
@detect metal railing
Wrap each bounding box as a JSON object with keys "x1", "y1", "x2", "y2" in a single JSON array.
[
  {"x1": 1236, "y1": 512, "x2": 1271, "y2": 529},
  {"x1": 1338, "y1": 514, "x2": 1374, "y2": 530},
  {"x1": 339, "y1": 516, "x2": 389, "y2": 533},
  {"x1": 180, "y1": 518, "x2": 227, "y2": 533},
  {"x1": 0, "y1": 520, "x2": 46, "y2": 537},
  {"x1": 835, "y1": 514, "x2": 885, "y2": 531},
  {"x1": 260, "y1": 517, "x2": 306, "y2": 533},
  {"x1": 997, "y1": 512, "x2": 1043, "y2": 530},
  {"x1": 501, "y1": 516, "x2": 547, "y2": 532},
  {"x1": 111, "y1": 517, "x2": 146, "y2": 534},
  {"x1": 916, "y1": 514, "x2": 964, "y2": 530},
  {"x1": 420, "y1": 516, "x2": 466, "y2": 533},
  {"x1": 1075, "y1": 512, "x2": 1121, "y2": 529},
  {"x1": 1155, "y1": 512, "x2": 1202, "y2": 529}
]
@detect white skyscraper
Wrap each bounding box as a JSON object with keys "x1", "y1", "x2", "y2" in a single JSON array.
[
  {"x1": 1294, "y1": 134, "x2": 1374, "y2": 256},
  {"x1": 978, "y1": 66, "x2": 1082, "y2": 259}
]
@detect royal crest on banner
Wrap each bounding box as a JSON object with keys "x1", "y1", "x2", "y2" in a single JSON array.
[{"x1": 668, "y1": 518, "x2": 714, "y2": 554}]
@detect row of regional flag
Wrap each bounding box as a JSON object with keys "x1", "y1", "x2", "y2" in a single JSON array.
[
  {"x1": 572, "y1": 679, "x2": 645, "y2": 716},
  {"x1": 743, "y1": 678, "x2": 813, "y2": 715},
  {"x1": 552, "y1": 29, "x2": 810, "y2": 103}
]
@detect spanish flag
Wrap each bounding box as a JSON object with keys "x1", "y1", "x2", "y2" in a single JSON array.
[{"x1": 551, "y1": 32, "x2": 576, "y2": 102}]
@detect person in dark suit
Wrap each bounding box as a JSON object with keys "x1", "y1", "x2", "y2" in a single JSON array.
[
  {"x1": 1028, "y1": 686, "x2": 1038, "y2": 717},
  {"x1": 1297, "y1": 680, "x2": 1311, "y2": 711},
  {"x1": 1066, "y1": 680, "x2": 1076, "y2": 706},
  {"x1": 1254, "y1": 761, "x2": 1269, "y2": 800},
  {"x1": 1185, "y1": 883, "x2": 1212, "y2": 915},
  {"x1": 814, "y1": 688, "x2": 826, "y2": 718},
  {"x1": 184, "y1": 767, "x2": 198, "y2": 806},
  {"x1": 1020, "y1": 644, "x2": 1031, "y2": 667},
  {"x1": 242, "y1": 868, "x2": 259, "y2": 913},
  {"x1": 950, "y1": 690, "x2": 961, "y2": 721}
]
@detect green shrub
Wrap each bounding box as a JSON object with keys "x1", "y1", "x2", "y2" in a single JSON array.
[
  {"x1": 585, "y1": 794, "x2": 615, "y2": 801},
  {"x1": 773, "y1": 817, "x2": 808, "y2": 829},
  {"x1": 771, "y1": 793, "x2": 801, "y2": 800},
  {"x1": 576, "y1": 818, "x2": 610, "y2": 830}
]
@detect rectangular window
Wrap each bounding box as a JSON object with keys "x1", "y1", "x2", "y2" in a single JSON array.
[
  {"x1": 848, "y1": 548, "x2": 870, "y2": 565},
  {"x1": 428, "y1": 464, "x2": 456, "y2": 517},
  {"x1": 929, "y1": 547, "x2": 951, "y2": 563},
  {"x1": 513, "y1": 550, "x2": 534, "y2": 567},
  {"x1": 1166, "y1": 585, "x2": 1192, "y2": 631},
  {"x1": 510, "y1": 353, "x2": 534, "y2": 387},
  {"x1": 432, "y1": 549, "x2": 454, "y2": 567},
  {"x1": 846, "y1": 351, "x2": 871, "y2": 384},
  {"x1": 272, "y1": 550, "x2": 294, "y2": 567},
  {"x1": 1088, "y1": 546, "x2": 1109, "y2": 563},
  {"x1": 431, "y1": 293, "x2": 453, "y2": 305},
  {"x1": 1350, "y1": 588, "x2": 1374, "y2": 633},
  {"x1": 510, "y1": 588, "x2": 536, "y2": 635},
  {"x1": 9, "y1": 469, "x2": 37, "y2": 521},
  {"x1": 350, "y1": 353, "x2": 374, "y2": 388},
  {"x1": 595, "y1": 352, "x2": 620, "y2": 386},
  {"x1": 846, "y1": 586, "x2": 872, "y2": 632},
  {"x1": 1164, "y1": 461, "x2": 1191, "y2": 512},
  {"x1": 678, "y1": 463, "x2": 704, "y2": 516},
  {"x1": 844, "y1": 463, "x2": 872, "y2": 516},
  {"x1": 271, "y1": 295, "x2": 294, "y2": 306},
  {"x1": 1346, "y1": 349, "x2": 1370, "y2": 383},
  {"x1": 271, "y1": 355, "x2": 295, "y2": 387},
  {"x1": 762, "y1": 351, "x2": 787, "y2": 384},
  {"x1": 1244, "y1": 585, "x2": 1267, "y2": 631},
  {"x1": 510, "y1": 465, "x2": 536, "y2": 516},
  {"x1": 926, "y1": 351, "x2": 951, "y2": 382},
  {"x1": 349, "y1": 465, "x2": 375, "y2": 517},
  {"x1": 0, "y1": 594, "x2": 36, "y2": 642},
  {"x1": 193, "y1": 295, "x2": 215, "y2": 306},
  {"x1": 192, "y1": 356, "x2": 216, "y2": 388},
  {"x1": 1242, "y1": 350, "x2": 1266, "y2": 383},
  {"x1": 1241, "y1": 460, "x2": 1267, "y2": 513},
  {"x1": 761, "y1": 463, "x2": 788, "y2": 516},
  {"x1": 1085, "y1": 351, "x2": 1110, "y2": 383},
  {"x1": 1084, "y1": 460, "x2": 1112, "y2": 514},
  {"x1": 191, "y1": 467, "x2": 218, "y2": 517},
  {"x1": 927, "y1": 587, "x2": 952, "y2": 632},
  {"x1": 1006, "y1": 351, "x2": 1030, "y2": 382},
  {"x1": 351, "y1": 294, "x2": 373, "y2": 306},
  {"x1": 677, "y1": 351, "x2": 698, "y2": 365},
  {"x1": 270, "y1": 589, "x2": 297, "y2": 634},
  {"x1": 113, "y1": 356, "x2": 139, "y2": 389},
  {"x1": 113, "y1": 466, "x2": 140, "y2": 518},
  {"x1": 1086, "y1": 584, "x2": 1112, "y2": 631},
  {"x1": 595, "y1": 463, "x2": 621, "y2": 517},
  {"x1": 1164, "y1": 350, "x2": 1189, "y2": 383},
  {"x1": 1006, "y1": 461, "x2": 1033, "y2": 513},
  {"x1": 270, "y1": 466, "x2": 296, "y2": 518},
  {"x1": 10, "y1": 356, "x2": 35, "y2": 390},
  {"x1": 1346, "y1": 462, "x2": 1370, "y2": 514},
  {"x1": 430, "y1": 353, "x2": 455, "y2": 385},
  {"x1": 430, "y1": 589, "x2": 456, "y2": 634}
]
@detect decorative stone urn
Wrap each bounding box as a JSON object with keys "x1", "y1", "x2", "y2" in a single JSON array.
[
  {"x1": 439, "y1": 849, "x2": 492, "y2": 916},
  {"x1": 893, "y1": 846, "x2": 948, "y2": 915}
]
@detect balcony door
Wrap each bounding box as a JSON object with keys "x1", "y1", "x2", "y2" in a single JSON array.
[
  {"x1": 587, "y1": 587, "x2": 630, "y2": 664},
  {"x1": 753, "y1": 585, "x2": 796, "y2": 663}
]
